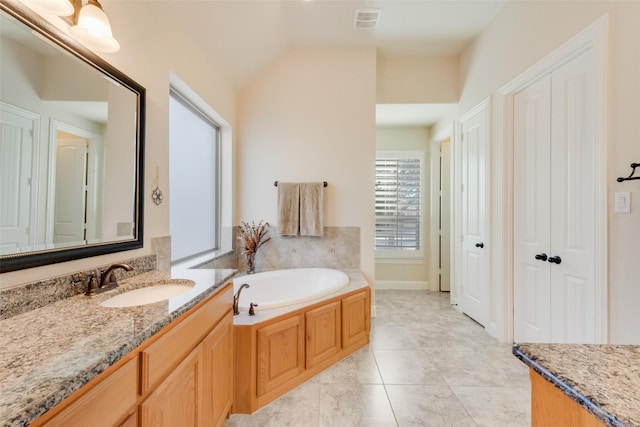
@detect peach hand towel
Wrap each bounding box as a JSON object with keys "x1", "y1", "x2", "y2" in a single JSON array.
[
  {"x1": 277, "y1": 182, "x2": 300, "y2": 236},
  {"x1": 300, "y1": 182, "x2": 324, "y2": 236}
]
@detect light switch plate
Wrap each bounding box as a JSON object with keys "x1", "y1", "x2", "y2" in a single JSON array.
[{"x1": 614, "y1": 192, "x2": 631, "y2": 214}]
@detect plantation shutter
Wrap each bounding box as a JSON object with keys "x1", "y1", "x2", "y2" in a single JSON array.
[{"x1": 375, "y1": 157, "x2": 421, "y2": 250}]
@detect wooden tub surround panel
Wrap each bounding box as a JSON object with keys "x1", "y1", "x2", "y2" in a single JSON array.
[
  {"x1": 306, "y1": 301, "x2": 341, "y2": 368},
  {"x1": 233, "y1": 287, "x2": 371, "y2": 414}
]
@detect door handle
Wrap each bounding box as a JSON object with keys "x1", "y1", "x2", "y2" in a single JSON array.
[
  {"x1": 548, "y1": 256, "x2": 562, "y2": 264},
  {"x1": 475, "y1": 242, "x2": 484, "y2": 248},
  {"x1": 535, "y1": 253, "x2": 548, "y2": 261}
]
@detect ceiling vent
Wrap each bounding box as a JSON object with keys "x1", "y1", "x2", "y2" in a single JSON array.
[{"x1": 353, "y1": 8, "x2": 381, "y2": 30}]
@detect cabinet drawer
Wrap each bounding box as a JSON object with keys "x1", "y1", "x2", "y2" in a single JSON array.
[
  {"x1": 141, "y1": 284, "x2": 232, "y2": 394},
  {"x1": 45, "y1": 357, "x2": 137, "y2": 427}
]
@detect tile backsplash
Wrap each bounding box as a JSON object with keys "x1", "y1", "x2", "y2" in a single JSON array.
[
  {"x1": 236, "y1": 226, "x2": 360, "y2": 273},
  {"x1": 0, "y1": 255, "x2": 156, "y2": 320}
]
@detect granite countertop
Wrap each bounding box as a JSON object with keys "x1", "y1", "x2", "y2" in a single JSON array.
[
  {"x1": 0, "y1": 267, "x2": 237, "y2": 427},
  {"x1": 513, "y1": 343, "x2": 640, "y2": 427}
]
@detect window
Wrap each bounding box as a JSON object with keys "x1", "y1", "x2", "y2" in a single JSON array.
[
  {"x1": 375, "y1": 151, "x2": 423, "y2": 257},
  {"x1": 169, "y1": 88, "x2": 220, "y2": 263}
]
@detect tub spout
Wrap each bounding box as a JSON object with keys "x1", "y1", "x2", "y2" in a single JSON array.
[{"x1": 233, "y1": 283, "x2": 250, "y2": 315}]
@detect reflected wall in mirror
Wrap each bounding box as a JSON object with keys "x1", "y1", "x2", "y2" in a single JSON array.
[{"x1": 0, "y1": 1, "x2": 145, "y2": 272}]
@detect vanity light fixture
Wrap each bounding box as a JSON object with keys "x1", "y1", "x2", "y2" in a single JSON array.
[
  {"x1": 18, "y1": 0, "x2": 74, "y2": 16},
  {"x1": 69, "y1": 0, "x2": 120, "y2": 53}
]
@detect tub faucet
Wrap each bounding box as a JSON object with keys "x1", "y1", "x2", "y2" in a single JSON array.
[
  {"x1": 233, "y1": 284, "x2": 250, "y2": 315},
  {"x1": 86, "y1": 263, "x2": 134, "y2": 296}
]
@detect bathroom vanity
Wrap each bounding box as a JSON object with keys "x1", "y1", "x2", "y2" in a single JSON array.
[
  {"x1": 513, "y1": 343, "x2": 640, "y2": 427},
  {"x1": 0, "y1": 268, "x2": 236, "y2": 426}
]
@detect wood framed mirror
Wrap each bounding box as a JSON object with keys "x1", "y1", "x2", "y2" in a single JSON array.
[{"x1": 0, "y1": 0, "x2": 145, "y2": 272}]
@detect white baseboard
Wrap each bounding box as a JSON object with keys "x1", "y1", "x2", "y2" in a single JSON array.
[{"x1": 375, "y1": 280, "x2": 429, "y2": 290}]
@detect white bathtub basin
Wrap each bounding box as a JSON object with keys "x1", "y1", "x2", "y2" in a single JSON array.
[
  {"x1": 233, "y1": 268, "x2": 349, "y2": 311},
  {"x1": 100, "y1": 281, "x2": 195, "y2": 308}
]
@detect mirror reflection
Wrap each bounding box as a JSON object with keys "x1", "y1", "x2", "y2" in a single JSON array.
[{"x1": 0, "y1": 7, "x2": 142, "y2": 267}]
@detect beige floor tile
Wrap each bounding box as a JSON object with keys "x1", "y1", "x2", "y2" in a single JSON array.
[
  {"x1": 451, "y1": 386, "x2": 531, "y2": 427},
  {"x1": 318, "y1": 383, "x2": 397, "y2": 427},
  {"x1": 370, "y1": 323, "x2": 420, "y2": 350},
  {"x1": 228, "y1": 379, "x2": 320, "y2": 427},
  {"x1": 386, "y1": 384, "x2": 477, "y2": 427},
  {"x1": 374, "y1": 350, "x2": 448, "y2": 385},
  {"x1": 228, "y1": 291, "x2": 531, "y2": 426},
  {"x1": 319, "y1": 346, "x2": 383, "y2": 384}
]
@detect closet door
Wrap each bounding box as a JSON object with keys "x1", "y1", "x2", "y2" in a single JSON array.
[
  {"x1": 548, "y1": 49, "x2": 596, "y2": 343},
  {"x1": 513, "y1": 76, "x2": 552, "y2": 343},
  {"x1": 513, "y1": 49, "x2": 596, "y2": 343}
]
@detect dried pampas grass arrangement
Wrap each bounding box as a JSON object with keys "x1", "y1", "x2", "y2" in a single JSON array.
[
  {"x1": 238, "y1": 220, "x2": 271, "y2": 254},
  {"x1": 238, "y1": 221, "x2": 270, "y2": 274}
]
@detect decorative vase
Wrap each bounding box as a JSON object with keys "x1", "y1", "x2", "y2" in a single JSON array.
[{"x1": 246, "y1": 252, "x2": 256, "y2": 274}]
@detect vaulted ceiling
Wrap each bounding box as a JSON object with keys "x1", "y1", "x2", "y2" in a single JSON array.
[{"x1": 149, "y1": 0, "x2": 508, "y2": 89}]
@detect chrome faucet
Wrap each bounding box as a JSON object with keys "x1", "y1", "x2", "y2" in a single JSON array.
[
  {"x1": 233, "y1": 284, "x2": 250, "y2": 315},
  {"x1": 86, "y1": 263, "x2": 134, "y2": 296}
]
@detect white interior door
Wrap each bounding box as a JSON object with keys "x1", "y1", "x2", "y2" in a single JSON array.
[
  {"x1": 0, "y1": 104, "x2": 38, "y2": 254},
  {"x1": 54, "y1": 137, "x2": 88, "y2": 244},
  {"x1": 513, "y1": 76, "x2": 552, "y2": 342},
  {"x1": 549, "y1": 49, "x2": 596, "y2": 343},
  {"x1": 513, "y1": 49, "x2": 597, "y2": 343},
  {"x1": 459, "y1": 102, "x2": 489, "y2": 326},
  {"x1": 439, "y1": 140, "x2": 451, "y2": 292}
]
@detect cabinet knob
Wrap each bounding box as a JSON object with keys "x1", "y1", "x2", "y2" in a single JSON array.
[
  {"x1": 475, "y1": 242, "x2": 484, "y2": 248},
  {"x1": 548, "y1": 256, "x2": 562, "y2": 264},
  {"x1": 535, "y1": 253, "x2": 548, "y2": 261}
]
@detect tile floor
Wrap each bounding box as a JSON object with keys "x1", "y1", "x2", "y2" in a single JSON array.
[{"x1": 228, "y1": 290, "x2": 531, "y2": 427}]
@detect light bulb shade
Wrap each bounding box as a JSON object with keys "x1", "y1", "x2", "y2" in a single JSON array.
[
  {"x1": 19, "y1": 0, "x2": 74, "y2": 16},
  {"x1": 69, "y1": 0, "x2": 120, "y2": 53}
]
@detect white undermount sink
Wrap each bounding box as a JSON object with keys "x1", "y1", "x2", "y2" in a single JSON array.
[{"x1": 100, "y1": 280, "x2": 195, "y2": 308}]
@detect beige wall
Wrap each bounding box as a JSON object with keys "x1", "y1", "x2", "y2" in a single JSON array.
[
  {"x1": 237, "y1": 47, "x2": 377, "y2": 285},
  {"x1": 375, "y1": 126, "x2": 431, "y2": 287},
  {"x1": 438, "y1": 1, "x2": 640, "y2": 343},
  {"x1": 377, "y1": 55, "x2": 459, "y2": 104},
  {"x1": 1, "y1": 3, "x2": 237, "y2": 287}
]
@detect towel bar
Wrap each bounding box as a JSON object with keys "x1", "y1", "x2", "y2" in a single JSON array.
[{"x1": 274, "y1": 181, "x2": 328, "y2": 187}]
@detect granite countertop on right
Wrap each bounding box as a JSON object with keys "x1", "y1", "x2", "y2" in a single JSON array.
[{"x1": 513, "y1": 343, "x2": 640, "y2": 427}]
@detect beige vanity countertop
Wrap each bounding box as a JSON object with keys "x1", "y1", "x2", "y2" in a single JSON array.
[
  {"x1": 0, "y1": 267, "x2": 236, "y2": 427},
  {"x1": 514, "y1": 343, "x2": 640, "y2": 427}
]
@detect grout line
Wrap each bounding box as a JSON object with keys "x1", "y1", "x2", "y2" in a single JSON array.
[{"x1": 372, "y1": 346, "x2": 400, "y2": 427}]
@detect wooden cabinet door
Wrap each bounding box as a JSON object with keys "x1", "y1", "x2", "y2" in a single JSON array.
[
  {"x1": 530, "y1": 370, "x2": 603, "y2": 426},
  {"x1": 202, "y1": 311, "x2": 234, "y2": 427},
  {"x1": 119, "y1": 412, "x2": 138, "y2": 427},
  {"x1": 140, "y1": 345, "x2": 203, "y2": 427},
  {"x1": 257, "y1": 314, "x2": 305, "y2": 396},
  {"x1": 342, "y1": 290, "x2": 370, "y2": 350},
  {"x1": 306, "y1": 301, "x2": 341, "y2": 368},
  {"x1": 45, "y1": 358, "x2": 137, "y2": 427}
]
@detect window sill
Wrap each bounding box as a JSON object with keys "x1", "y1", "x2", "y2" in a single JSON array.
[{"x1": 172, "y1": 249, "x2": 234, "y2": 270}]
